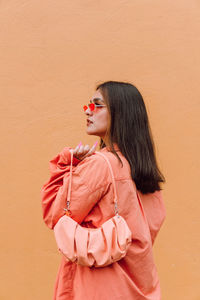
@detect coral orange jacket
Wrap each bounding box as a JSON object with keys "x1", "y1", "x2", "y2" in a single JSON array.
[{"x1": 41, "y1": 144, "x2": 166, "y2": 300}]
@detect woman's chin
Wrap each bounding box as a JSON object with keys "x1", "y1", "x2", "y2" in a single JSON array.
[
  {"x1": 86, "y1": 129, "x2": 95, "y2": 135},
  {"x1": 86, "y1": 129, "x2": 99, "y2": 137}
]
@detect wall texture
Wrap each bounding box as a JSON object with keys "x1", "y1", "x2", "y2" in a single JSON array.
[{"x1": 0, "y1": 0, "x2": 199, "y2": 299}]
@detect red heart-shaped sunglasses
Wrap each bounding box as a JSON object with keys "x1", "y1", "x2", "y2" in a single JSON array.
[{"x1": 83, "y1": 103, "x2": 106, "y2": 112}]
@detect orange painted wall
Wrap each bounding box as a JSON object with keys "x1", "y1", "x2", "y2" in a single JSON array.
[{"x1": 0, "y1": 1, "x2": 199, "y2": 299}]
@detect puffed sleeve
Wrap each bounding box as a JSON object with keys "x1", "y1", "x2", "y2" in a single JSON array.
[
  {"x1": 41, "y1": 148, "x2": 110, "y2": 229},
  {"x1": 41, "y1": 147, "x2": 81, "y2": 228}
]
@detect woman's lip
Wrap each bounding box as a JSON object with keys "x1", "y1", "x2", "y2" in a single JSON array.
[{"x1": 87, "y1": 121, "x2": 92, "y2": 126}]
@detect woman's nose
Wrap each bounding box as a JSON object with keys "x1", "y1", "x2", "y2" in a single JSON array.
[{"x1": 85, "y1": 107, "x2": 92, "y2": 115}]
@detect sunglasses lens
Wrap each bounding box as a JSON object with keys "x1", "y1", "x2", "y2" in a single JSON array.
[
  {"x1": 89, "y1": 103, "x2": 95, "y2": 111},
  {"x1": 83, "y1": 103, "x2": 95, "y2": 112}
]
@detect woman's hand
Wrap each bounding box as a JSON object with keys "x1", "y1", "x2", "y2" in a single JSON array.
[{"x1": 70, "y1": 142, "x2": 98, "y2": 161}]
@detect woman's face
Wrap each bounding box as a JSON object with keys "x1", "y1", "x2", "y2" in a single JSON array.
[{"x1": 84, "y1": 89, "x2": 110, "y2": 140}]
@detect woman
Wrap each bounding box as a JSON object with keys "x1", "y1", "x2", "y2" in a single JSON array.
[{"x1": 41, "y1": 81, "x2": 166, "y2": 300}]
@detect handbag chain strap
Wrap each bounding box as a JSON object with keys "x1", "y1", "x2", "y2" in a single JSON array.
[{"x1": 64, "y1": 150, "x2": 119, "y2": 216}]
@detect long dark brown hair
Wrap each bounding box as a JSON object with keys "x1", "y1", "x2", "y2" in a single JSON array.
[{"x1": 96, "y1": 80, "x2": 166, "y2": 194}]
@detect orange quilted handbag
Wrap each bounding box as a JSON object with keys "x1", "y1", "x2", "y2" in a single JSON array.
[{"x1": 53, "y1": 151, "x2": 132, "y2": 268}]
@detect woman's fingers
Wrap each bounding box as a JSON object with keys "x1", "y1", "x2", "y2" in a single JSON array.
[
  {"x1": 72, "y1": 143, "x2": 98, "y2": 160},
  {"x1": 74, "y1": 144, "x2": 81, "y2": 152},
  {"x1": 71, "y1": 145, "x2": 81, "y2": 159},
  {"x1": 80, "y1": 143, "x2": 98, "y2": 160},
  {"x1": 85, "y1": 142, "x2": 97, "y2": 156},
  {"x1": 77, "y1": 144, "x2": 90, "y2": 156},
  {"x1": 73, "y1": 144, "x2": 90, "y2": 160}
]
